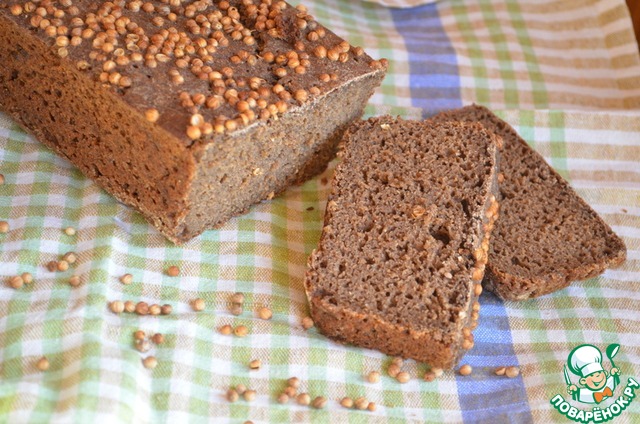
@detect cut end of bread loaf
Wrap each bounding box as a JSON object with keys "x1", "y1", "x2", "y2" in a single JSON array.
[
  {"x1": 431, "y1": 105, "x2": 627, "y2": 300},
  {"x1": 305, "y1": 116, "x2": 501, "y2": 368}
]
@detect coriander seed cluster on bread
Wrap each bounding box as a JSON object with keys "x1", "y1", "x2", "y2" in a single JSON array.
[
  {"x1": 0, "y1": 0, "x2": 386, "y2": 243},
  {"x1": 305, "y1": 107, "x2": 626, "y2": 369}
]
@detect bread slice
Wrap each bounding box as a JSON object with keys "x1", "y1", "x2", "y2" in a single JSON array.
[
  {"x1": 0, "y1": 1, "x2": 385, "y2": 243},
  {"x1": 431, "y1": 105, "x2": 627, "y2": 300},
  {"x1": 304, "y1": 117, "x2": 501, "y2": 368}
]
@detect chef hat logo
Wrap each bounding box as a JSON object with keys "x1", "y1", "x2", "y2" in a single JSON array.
[{"x1": 568, "y1": 344, "x2": 604, "y2": 378}]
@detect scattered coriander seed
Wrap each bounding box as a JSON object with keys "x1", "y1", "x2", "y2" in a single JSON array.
[
  {"x1": 431, "y1": 367, "x2": 444, "y2": 378},
  {"x1": 249, "y1": 359, "x2": 261, "y2": 370},
  {"x1": 391, "y1": 357, "x2": 404, "y2": 367},
  {"x1": 161, "y1": 304, "x2": 172, "y2": 315},
  {"x1": 37, "y1": 356, "x2": 50, "y2": 371},
  {"x1": 366, "y1": 371, "x2": 380, "y2": 383},
  {"x1": 62, "y1": 252, "x2": 77, "y2": 264},
  {"x1": 57, "y1": 260, "x2": 69, "y2": 272},
  {"x1": 277, "y1": 393, "x2": 289, "y2": 404},
  {"x1": 124, "y1": 301, "x2": 136, "y2": 313},
  {"x1": 387, "y1": 363, "x2": 400, "y2": 378},
  {"x1": 135, "y1": 301, "x2": 149, "y2": 315},
  {"x1": 235, "y1": 384, "x2": 247, "y2": 395},
  {"x1": 219, "y1": 324, "x2": 233, "y2": 335},
  {"x1": 166, "y1": 265, "x2": 180, "y2": 277},
  {"x1": 284, "y1": 386, "x2": 297, "y2": 398},
  {"x1": 64, "y1": 226, "x2": 76, "y2": 236},
  {"x1": 459, "y1": 364, "x2": 473, "y2": 376},
  {"x1": 68, "y1": 276, "x2": 81, "y2": 287},
  {"x1": 367, "y1": 402, "x2": 377, "y2": 412},
  {"x1": 192, "y1": 298, "x2": 205, "y2": 311},
  {"x1": 9, "y1": 276, "x2": 24, "y2": 289},
  {"x1": 143, "y1": 356, "x2": 158, "y2": 369},
  {"x1": 230, "y1": 292, "x2": 245, "y2": 304},
  {"x1": 230, "y1": 303, "x2": 243, "y2": 316},
  {"x1": 257, "y1": 306, "x2": 272, "y2": 320},
  {"x1": 0, "y1": 174, "x2": 4, "y2": 184},
  {"x1": 21, "y1": 272, "x2": 33, "y2": 284},
  {"x1": 287, "y1": 377, "x2": 300, "y2": 388},
  {"x1": 149, "y1": 304, "x2": 161, "y2": 316},
  {"x1": 396, "y1": 371, "x2": 410, "y2": 384},
  {"x1": 505, "y1": 366, "x2": 520, "y2": 378},
  {"x1": 110, "y1": 300, "x2": 125, "y2": 314},
  {"x1": 135, "y1": 339, "x2": 151, "y2": 353},
  {"x1": 354, "y1": 397, "x2": 368, "y2": 410},
  {"x1": 0, "y1": 221, "x2": 9, "y2": 233},
  {"x1": 152, "y1": 333, "x2": 164, "y2": 344},
  {"x1": 494, "y1": 367, "x2": 506, "y2": 376},
  {"x1": 297, "y1": 393, "x2": 311, "y2": 406},
  {"x1": 234, "y1": 325, "x2": 248, "y2": 337},
  {"x1": 301, "y1": 316, "x2": 314, "y2": 330},
  {"x1": 226, "y1": 388, "x2": 239, "y2": 403},
  {"x1": 243, "y1": 389, "x2": 256, "y2": 402},
  {"x1": 311, "y1": 396, "x2": 327, "y2": 409},
  {"x1": 119, "y1": 273, "x2": 133, "y2": 285},
  {"x1": 46, "y1": 261, "x2": 58, "y2": 272},
  {"x1": 134, "y1": 330, "x2": 146, "y2": 341},
  {"x1": 340, "y1": 397, "x2": 353, "y2": 408},
  {"x1": 424, "y1": 371, "x2": 437, "y2": 382}
]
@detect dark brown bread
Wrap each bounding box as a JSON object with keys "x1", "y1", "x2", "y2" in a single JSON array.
[
  {"x1": 431, "y1": 105, "x2": 627, "y2": 300},
  {"x1": 0, "y1": 1, "x2": 386, "y2": 243},
  {"x1": 305, "y1": 117, "x2": 501, "y2": 368}
]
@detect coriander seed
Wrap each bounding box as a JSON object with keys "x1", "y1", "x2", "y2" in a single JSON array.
[
  {"x1": 257, "y1": 307, "x2": 272, "y2": 320},
  {"x1": 396, "y1": 371, "x2": 410, "y2": 384},
  {"x1": 166, "y1": 265, "x2": 180, "y2": 277},
  {"x1": 230, "y1": 303, "x2": 243, "y2": 316},
  {"x1": 367, "y1": 402, "x2": 376, "y2": 412},
  {"x1": 192, "y1": 298, "x2": 205, "y2": 311},
  {"x1": 277, "y1": 393, "x2": 289, "y2": 404},
  {"x1": 296, "y1": 393, "x2": 311, "y2": 406},
  {"x1": 152, "y1": 333, "x2": 164, "y2": 344},
  {"x1": 64, "y1": 226, "x2": 76, "y2": 236},
  {"x1": 354, "y1": 397, "x2": 368, "y2": 410},
  {"x1": 0, "y1": 221, "x2": 9, "y2": 233},
  {"x1": 311, "y1": 396, "x2": 327, "y2": 409},
  {"x1": 110, "y1": 300, "x2": 125, "y2": 314},
  {"x1": 287, "y1": 377, "x2": 300, "y2": 388},
  {"x1": 124, "y1": 301, "x2": 136, "y2": 313},
  {"x1": 230, "y1": 292, "x2": 244, "y2": 304},
  {"x1": 366, "y1": 371, "x2": 380, "y2": 383},
  {"x1": 459, "y1": 364, "x2": 473, "y2": 376},
  {"x1": 134, "y1": 330, "x2": 146, "y2": 341},
  {"x1": 249, "y1": 359, "x2": 261, "y2": 370},
  {"x1": 57, "y1": 260, "x2": 69, "y2": 272},
  {"x1": 135, "y1": 302, "x2": 149, "y2": 315},
  {"x1": 219, "y1": 324, "x2": 233, "y2": 335},
  {"x1": 226, "y1": 388, "x2": 239, "y2": 403},
  {"x1": 68, "y1": 276, "x2": 81, "y2": 287},
  {"x1": 234, "y1": 325, "x2": 248, "y2": 337},
  {"x1": 9, "y1": 276, "x2": 24, "y2": 289},
  {"x1": 243, "y1": 389, "x2": 256, "y2": 402},
  {"x1": 143, "y1": 356, "x2": 158, "y2": 369},
  {"x1": 161, "y1": 304, "x2": 172, "y2": 315},
  {"x1": 340, "y1": 397, "x2": 353, "y2": 408},
  {"x1": 21, "y1": 272, "x2": 33, "y2": 284},
  {"x1": 37, "y1": 356, "x2": 50, "y2": 371},
  {"x1": 301, "y1": 316, "x2": 314, "y2": 330},
  {"x1": 505, "y1": 366, "x2": 520, "y2": 378},
  {"x1": 119, "y1": 273, "x2": 133, "y2": 285}
]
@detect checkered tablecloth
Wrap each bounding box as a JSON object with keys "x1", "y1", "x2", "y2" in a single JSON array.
[{"x1": 1, "y1": 0, "x2": 640, "y2": 422}]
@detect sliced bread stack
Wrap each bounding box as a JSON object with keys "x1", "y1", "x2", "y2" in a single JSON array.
[{"x1": 304, "y1": 106, "x2": 626, "y2": 368}]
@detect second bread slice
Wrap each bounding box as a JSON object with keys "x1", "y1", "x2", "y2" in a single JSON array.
[{"x1": 305, "y1": 117, "x2": 501, "y2": 368}]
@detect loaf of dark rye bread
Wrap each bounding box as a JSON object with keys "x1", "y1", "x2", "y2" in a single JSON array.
[
  {"x1": 0, "y1": 1, "x2": 386, "y2": 243},
  {"x1": 431, "y1": 105, "x2": 626, "y2": 300},
  {"x1": 305, "y1": 117, "x2": 501, "y2": 368}
]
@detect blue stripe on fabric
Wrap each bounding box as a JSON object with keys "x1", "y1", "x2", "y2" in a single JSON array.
[
  {"x1": 456, "y1": 292, "x2": 534, "y2": 423},
  {"x1": 390, "y1": 3, "x2": 462, "y2": 116},
  {"x1": 391, "y1": 6, "x2": 533, "y2": 422}
]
